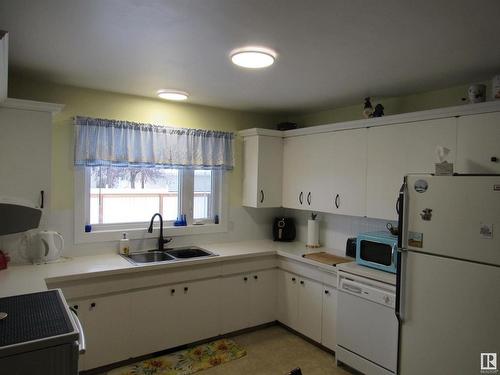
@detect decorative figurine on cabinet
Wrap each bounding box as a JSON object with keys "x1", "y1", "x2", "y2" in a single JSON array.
[
  {"x1": 372, "y1": 103, "x2": 385, "y2": 117},
  {"x1": 363, "y1": 97, "x2": 373, "y2": 118}
]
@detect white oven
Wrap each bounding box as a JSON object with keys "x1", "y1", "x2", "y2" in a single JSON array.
[{"x1": 336, "y1": 271, "x2": 398, "y2": 375}]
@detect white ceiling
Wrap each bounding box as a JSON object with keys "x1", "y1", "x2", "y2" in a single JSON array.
[{"x1": 1, "y1": 0, "x2": 499, "y2": 113}]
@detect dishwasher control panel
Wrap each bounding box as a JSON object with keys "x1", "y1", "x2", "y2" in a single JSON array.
[{"x1": 339, "y1": 273, "x2": 396, "y2": 308}]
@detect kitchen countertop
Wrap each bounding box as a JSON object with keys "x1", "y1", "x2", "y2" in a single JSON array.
[{"x1": 0, "y1": 239, "x2": 392, "y2": 298}]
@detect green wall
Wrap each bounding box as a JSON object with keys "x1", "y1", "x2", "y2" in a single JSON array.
[
  {"x1": 8, "y1": 75, "x2": 279, "y2": 210},
  {"x1": 287, "y1": 81, "x2": 491, "y2": 127}
]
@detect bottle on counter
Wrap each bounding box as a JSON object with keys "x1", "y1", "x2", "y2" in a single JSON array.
[{"x1": 119, "y1": 232, "x2": 130, "y2": 255}]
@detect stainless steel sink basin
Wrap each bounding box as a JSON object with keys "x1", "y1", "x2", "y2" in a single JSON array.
[
  {"x1": 124, "y1": 251, "x2": 175, "y2": 264},
  {"x1": 166, "y1": 247, "x2": 216, "y2": 259},
  {"x1": 122, "y1": 247, "x2": 216, "y2": 265}
]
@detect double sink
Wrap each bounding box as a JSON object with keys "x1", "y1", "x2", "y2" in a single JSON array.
[{"x1": 123, "y1": 246, "x2": 217, "y2": 265}]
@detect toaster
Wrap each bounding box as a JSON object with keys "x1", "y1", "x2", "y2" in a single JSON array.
[
  {"x1": 273, "y1": 217, "x2": 296, "y2": 242},
  {"x1": 346, "y1": 237, "x2": 357, "y2": 258}
]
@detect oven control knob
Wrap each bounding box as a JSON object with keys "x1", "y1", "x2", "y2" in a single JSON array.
[{"x1": 383, "y1": 296, "x2": 390, "y2": 304}]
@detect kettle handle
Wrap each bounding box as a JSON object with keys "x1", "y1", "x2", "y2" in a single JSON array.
[{"x1": 54, "y1": 232, "x2": 64, "y2": 256}]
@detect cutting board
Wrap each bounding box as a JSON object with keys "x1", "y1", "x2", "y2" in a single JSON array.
[{"x1": 302, "y1": 252, "x2": 351, "y2": 266}]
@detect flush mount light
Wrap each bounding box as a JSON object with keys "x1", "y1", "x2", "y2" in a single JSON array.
[
  {"x1": 157, "y1": 89, "x2": 189, "y2": 101},
  {"x1": 230, "y1": 46, "x2": 277, "y2": 69}
]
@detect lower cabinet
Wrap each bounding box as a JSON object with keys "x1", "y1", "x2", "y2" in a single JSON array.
[
  {"x1": 69, "y1": 293, "x2": 132, "y2": 371},
  {"x1": 129, "y1": 277, "x2": 221, "y2": 358},
  {"x1": 277, "y1": 269, "x2": 338, "y2": 349},
  {"x1": 321, "y1": 286, "x2": 338, "y2": 351},
  {"x1": 220, "y1": 269, "x2": 277, "y2": 334}
]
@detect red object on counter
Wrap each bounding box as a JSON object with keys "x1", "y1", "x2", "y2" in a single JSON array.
[{"x1": 0, "y1": 250, "x2": 9, "y2": 270}]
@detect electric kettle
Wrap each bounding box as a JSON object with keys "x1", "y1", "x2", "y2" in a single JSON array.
[{"x1": 36, "y1": 231, "x2": 64, "y2": 263}]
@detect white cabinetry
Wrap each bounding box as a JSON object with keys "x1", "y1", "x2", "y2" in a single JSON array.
[
  {"x1": 69, "y1": 294, "x2": 132, "y2": 371},
  {"x1": 277, "y1": 270, "x2": 322, "y2": 342},
  {"x1": 282, "y1": 128, "x2": 368, "y2": 217},
  {"x1": 321, "y1": 286, "x2": 338, "y2": 351},
  {"x1": 130, "y1": 278, "x2": 220, "y2": 357},
  {"x1": 0, "y1": 107, "x2": 52, "y2": 211},
  {"x1": 220, "y1": 269, "x2": 277, "y2": 334},
  {"x1": 366, "y1": 118, "x2": 456, "y2": 220},
  {"x1": 242, "y1": 135, "x2": 283, "y2": 207},
  {"x1": 457, "y1": 112, "x2": 500, "y2": 174},
  {"x1": 297, "y1": 277, "x2": 323, "y2": 342},
  {"x1": 282, "y1": 135, "x2": 315, "y2": 210},
  {"x1": 326, "y1": 129, "x2": 367, "y2": 216}
]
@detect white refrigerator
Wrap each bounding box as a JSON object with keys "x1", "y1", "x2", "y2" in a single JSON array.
[{"x1": 396, "y1": 175, "x2": 500, "y2": 375}]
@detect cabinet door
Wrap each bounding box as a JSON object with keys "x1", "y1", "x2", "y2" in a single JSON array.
[
  {"x1": 249, "y1": 269, "x2": 277, "y2": 326},
  {"x1": 277, "y1": 270, "x2": 299, "y2": 329},
  {"x1": 257, "y1": 136, "x2": 283, "y2": 207},
  {"x1": 328, "y1": 129, "x2": 367, "y2": 216},
  {"x1": 76, "y1": 294, "x2": 132, "y2": 370},
  {"x1": 242, "y1": 135, "x2": 283, "y2": 208},
  {"x1": 457, "y1": 112, "x2": 500, "y2": 174},
  {"x1": 220, "y1": 274, "x2": 251, "y2": 334},
  {"x1": 0, "y1": 108, "x2": 51, "y2": 210},
  {"x1": 366, "y1": 118, "x2": 456, "y2": 220},
  {"x1": 130, "y1": 284, "x2": 184, "y2": 357},
  {"x1": 321, "y1": 286, "x2": 338, "y2": 351},
  {"x1": 297, "y1": 277, "x2": 323, "y2": 342},
  {"x1": 181, "y1": 278, "x2": 221, "y2": 343},
  {"x1": 282, "y1": 136, "x2": 311, "y2": 209}
]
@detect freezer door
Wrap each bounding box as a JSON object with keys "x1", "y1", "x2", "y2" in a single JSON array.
[
  {"x1": 399, "y1": 251, "x2": 500, "y2": 375},
  {"x1": 405, "y1": 175, "x2": 500, "y2": 266}
]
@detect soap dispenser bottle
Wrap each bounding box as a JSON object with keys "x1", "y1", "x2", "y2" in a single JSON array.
[{"x1": 119, "y1": 232, "x2": 130, "y2": 255}]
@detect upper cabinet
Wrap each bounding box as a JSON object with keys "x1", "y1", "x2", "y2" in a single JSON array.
[
  {"x1": 242, "y1": 134, "x2": 283, "y2": 208},
  {"x1": 366, "y1": 118, "x2": 456, "y2": 220},
  {"x1": 242, "y1": 104, "x2": 500, "y2": 220},
  {"x1": 0, "y1": 31, "x2": 8, "y2": 102},
  {"x1": 457, "y1": 112, "x2": 500, "y2": 174}
]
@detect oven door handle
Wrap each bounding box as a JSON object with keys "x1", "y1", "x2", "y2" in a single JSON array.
[{"x1": 70, "y1": 308, "x2": 86, "y2": 354}]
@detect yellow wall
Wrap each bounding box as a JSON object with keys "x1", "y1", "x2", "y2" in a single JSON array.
[
  {"x1": 287, "y1": 81, "x2": 491, "y2": 127},
  {"x1": 8, "y1": 76, "x2": 279, "y2": 210}
]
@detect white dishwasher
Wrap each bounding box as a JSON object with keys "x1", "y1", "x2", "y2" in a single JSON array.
[{"x1": 336, "y1": 271, "x2": 398, "y2": 375}]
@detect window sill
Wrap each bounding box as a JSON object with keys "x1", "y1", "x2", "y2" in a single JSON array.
[{"x1": 74, "y1": 222, "x2": 228, "y2": 244}]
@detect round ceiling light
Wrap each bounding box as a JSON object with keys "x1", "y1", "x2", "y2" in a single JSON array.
[
  {"x1": 230, "y1": 47, "x2": 277, "y2": 69},
  {"x1": 157, "y1": 89, "x2": 189, "y2": 101}
]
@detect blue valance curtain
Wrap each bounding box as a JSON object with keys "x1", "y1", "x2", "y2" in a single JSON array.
[{"x1": 74, "y1": 116, "x2": 234, "y2": 170}]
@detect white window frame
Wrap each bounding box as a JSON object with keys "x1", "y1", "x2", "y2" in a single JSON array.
[{"x1": 74, "y1": 167, "x2": 228, "y2": 244}]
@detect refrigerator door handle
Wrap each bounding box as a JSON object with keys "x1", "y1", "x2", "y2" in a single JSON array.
[{"x1": 395, "y1": 177, "x2": 408, "y2": 321}]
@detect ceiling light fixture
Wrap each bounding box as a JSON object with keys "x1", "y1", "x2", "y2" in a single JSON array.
[
  {"x1": 157, "y1": 89, "x2": 189, "y2": 101},
  {"x1": 230, "y1": 46, "x2": 277, "y2": 69}
]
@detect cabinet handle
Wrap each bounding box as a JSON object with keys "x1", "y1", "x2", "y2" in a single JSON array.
[
  {"x1": 491, "y1": 156, "x2": 498, "y2": 162},
  {"x1": 254, "y1": 275, "x2": 258, "y2": 280},
  {"x1": 291, "y1": 277, "x2": 296, "y2": 282},
  {"x1": 300, "y1": 280, "x2": 304, "y2": 285},
  {"x1": 334, "y1": 194, "x2": 340, "y2": 209},
  {"x1": 299, "y1": 192, "x2": 303, "y2": 205},
  {"x1": 260, "y1": 190, "x2": 265, "y2": 203},
  {"x1": 40, "y1": 190, "x2": 44, "y2": 209},
  {"x1": 90, "y1": 302, "x2": 96, "y2": 309},
  {"x1": 324, "y1": 290, "x2": 330, "y2": 295},
  {"x1": 307, "y1": 192, "x2": 311, "y2": 205},
  {"x1": 184, "y1": 287, "x2": 189, "y2": 293},
  {"x1": 171, "y1": 289, "x2": 176, "y2": 295},
  {"x1": 244, "y1": 277, "x2": 248, "y2": 282}
]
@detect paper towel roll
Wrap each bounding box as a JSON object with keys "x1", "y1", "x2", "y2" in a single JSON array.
[{"x1": 307, "y1": 219, "x2": 320, "y2": 248}]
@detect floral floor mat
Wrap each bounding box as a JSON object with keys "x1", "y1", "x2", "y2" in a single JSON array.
[{"x1": 108, "y1": 339, "x2": 247, "y2": 375}]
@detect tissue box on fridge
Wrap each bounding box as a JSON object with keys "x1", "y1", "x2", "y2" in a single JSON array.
[{"x1": 435, "y1": 161, "x2": 454, "y2": 176}]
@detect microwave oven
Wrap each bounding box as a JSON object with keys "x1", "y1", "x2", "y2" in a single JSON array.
[{"x1": 356, "y1": 231, "x2": 398, "y2": 273}]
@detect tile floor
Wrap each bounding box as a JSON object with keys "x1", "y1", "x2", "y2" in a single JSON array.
[{"x1": 197, "y1": 326, "x2": 353, "y2": 375}]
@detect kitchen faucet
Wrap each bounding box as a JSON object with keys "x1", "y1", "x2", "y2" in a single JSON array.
[{"x1": 147, "y1": 213, "x2": 172, "y2": 251}]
